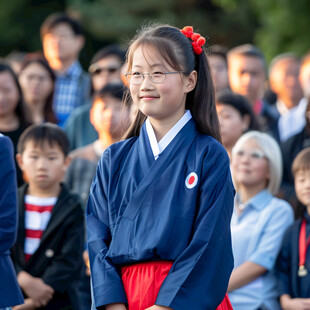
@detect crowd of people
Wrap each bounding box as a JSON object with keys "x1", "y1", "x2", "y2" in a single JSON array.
[{"x1": 1, "y1": 11, "x2": 310, "y2": 310}]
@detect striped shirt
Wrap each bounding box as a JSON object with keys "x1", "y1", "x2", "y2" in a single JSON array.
[{"x1": 24, "y1": 195, "x2": 57, "y2": 262}]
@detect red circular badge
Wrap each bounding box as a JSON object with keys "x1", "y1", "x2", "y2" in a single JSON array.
[{"x1": 185, "y1": 172, "x2": 198, "y2": 189}]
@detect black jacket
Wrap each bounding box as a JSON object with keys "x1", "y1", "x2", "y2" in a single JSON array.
[{"x1": 11, "y1": 183, "x2": 84, "y2": 309}]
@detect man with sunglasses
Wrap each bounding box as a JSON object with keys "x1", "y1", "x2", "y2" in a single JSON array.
[{"x1": 64, "y1": 45, "x2": 126, "y2": 150}]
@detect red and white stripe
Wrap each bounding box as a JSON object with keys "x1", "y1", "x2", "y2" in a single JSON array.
[{"x1": 24, "y1": 195, "x2": 57, "y2": 262}]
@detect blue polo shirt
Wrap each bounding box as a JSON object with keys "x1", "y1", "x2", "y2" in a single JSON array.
[{"x1": 229, "y1": 189, "x2": 294, "y2": 310}]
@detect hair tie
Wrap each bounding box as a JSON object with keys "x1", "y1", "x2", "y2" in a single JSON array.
[{"x1": 180, "y1": 26, "x2": 206, "y2": 55}]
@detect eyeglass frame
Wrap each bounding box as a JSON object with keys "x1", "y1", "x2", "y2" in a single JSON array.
[
  {"x1": 125, "y1": 71, "x2": 185, "y2": 85},
  {"x1": 234, "y1": 148, "x2": 267, "y2": 160}
]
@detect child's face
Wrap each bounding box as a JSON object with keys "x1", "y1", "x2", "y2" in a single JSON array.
[
  {"x1": 17, "y1": 140, "x2": 70, "y2": 193},
  {"x1": 90, "y1": 95, "x2": 130, "y2": 139},
  {"x1": 295, "y1": 169, "x2": 310, "y2": 208},
  {"x1": 129, "y1": 45, "x2": 196, "y2": 126}
]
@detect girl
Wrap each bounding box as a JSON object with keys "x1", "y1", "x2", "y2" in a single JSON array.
[
  {"x1": 216, "y1": 90, "x2": 260, "y2": 160},
  {"x1": 276, "y1": 147, "x2": 310, "y2": 309},
  {"x1": 19, "y1": 53, "x2": 57, "y2": 124},
  {"x1": 87, "y1": 24, "x2": 235, "y2": 310},
  {"x1": 228, "y1": 131, "x2": 294, "y2": 310},
  {"x1": 0, "y1": 61, "x2": 31, "y2": 185}
]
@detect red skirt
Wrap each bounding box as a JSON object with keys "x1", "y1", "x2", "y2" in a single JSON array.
[{"x1": 121, "y1": 261, "x2": 233, "y2": 310}]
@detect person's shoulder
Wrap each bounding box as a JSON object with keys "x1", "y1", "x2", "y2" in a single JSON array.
[
  {"x1": 59, "y1": 184, "x2": 83, "y2": 213},
  {"x1": 269, "y1": 196, "x2": 294, "y2": 217},
  {"x1": 0, "y1": 133, "x2": 13, "y2": 149},
  {"x1": 195, "y1": 133, "x2": 229, "y2": 163},
  {"x1": 101, "y1": 137, "x2": 138, "y2": 162}
]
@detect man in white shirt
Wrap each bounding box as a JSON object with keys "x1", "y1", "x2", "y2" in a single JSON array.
[{"x1": 269, "y1": 53, "x2": 305, "y2": 142}]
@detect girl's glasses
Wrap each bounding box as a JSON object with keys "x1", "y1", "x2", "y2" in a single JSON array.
[
  {"x1": 125, "y1": 71, "x2": 185, "y2": 85},
  {"x1": 235, "y1": 149, "x2": 266, "y2": 160}
]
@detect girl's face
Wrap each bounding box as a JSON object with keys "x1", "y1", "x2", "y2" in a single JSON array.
[
  {"x1": 232, "y1": 139, "x2": 270, "y2": 191},
  {"x1": 129, "y1": 45, "x2": 196, "y2": 127},
  {"x1": 295, "y1": 169, "x2": 310, "y2": 208},
  {"x1": 0, "y1": 71, "x2": 20, "y2": 118},
  {"x1": 19, "y1": 62, "x2": 53, "y2": 105},
  {"x1": 216, "y1": 103, "x2": 249, "y2": 149}
]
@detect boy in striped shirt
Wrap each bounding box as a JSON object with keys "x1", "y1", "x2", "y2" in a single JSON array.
[{"x1": 12, "y1": 123, "x2": 84, "y2": 310}]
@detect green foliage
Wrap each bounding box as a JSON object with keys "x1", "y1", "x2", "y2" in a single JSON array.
[{"x1": 212, "y1": 0, "x2": 310, "y2": 62}]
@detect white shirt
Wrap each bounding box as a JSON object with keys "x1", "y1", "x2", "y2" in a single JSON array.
[
  {"x1": 146, "y1": 110, "x2": 192, "y2": 160},
  {"x1": 277, "y1": 98, "x2": 307, "y2": 142}
]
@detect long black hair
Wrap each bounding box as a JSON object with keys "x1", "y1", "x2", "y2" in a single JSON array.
[
  {"x1": 20, "y1": 53, "x2": 57, "y2": 123},
  {"x1": 0, "y1": 61, "x2": 31, "y2": 127},
  {"x1": 123, "y1": 24, "x2": 221, "y2": 142}
]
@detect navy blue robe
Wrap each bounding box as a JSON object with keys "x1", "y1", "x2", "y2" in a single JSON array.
[{"x1": 87, "y1": 119, "x2": 235, "y2": 309}]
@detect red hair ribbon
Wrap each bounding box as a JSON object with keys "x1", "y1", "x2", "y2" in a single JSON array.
[{"x1": 180, "y1": 26, "x2": 206, "y2": 55}]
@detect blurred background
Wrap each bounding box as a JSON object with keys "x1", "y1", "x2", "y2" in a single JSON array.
[{"x1": 1, "y1": 0, "x2": 310, "y2": 67}]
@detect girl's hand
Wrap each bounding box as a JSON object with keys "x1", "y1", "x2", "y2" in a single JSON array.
[
  {"x1": 145, "y1": 306, "x2": 173, "y2": 310},
  {"x1": 105, "y1": 303, "x2": 127, "y2": 310},
  {"x1": 280, "y1": 294, "x2": 310, "y2": 310},
  {"x1": 13, "y1": 298, "x2": 36, "y2": 310}
]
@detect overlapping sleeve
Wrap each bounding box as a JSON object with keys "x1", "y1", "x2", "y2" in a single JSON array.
[
  {"x1": 0, "y1": 136, "x2": 18, "y2": 255},
  {"x1": 86, "y1": 150, "x2": 127, "y2": 309},
  {"x1": 156, "y1": 146, "x2": 235, "y2": 309}
]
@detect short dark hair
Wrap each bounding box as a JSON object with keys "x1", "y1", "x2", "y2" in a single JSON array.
[
  {"x1": 228, "y1": 44, "x2": 266, "y2": 70},
  {"x1": 269, "y1": 53, "x2": 300, "y2": 75},
  {"x1": 216, "y1": 90, "x2": 260, "y2": 131},
  {"x1": 93, "y1": 82, "x2": 125, "y2": 103},
  {"x1": 17, "y1": 123, "x2": 70, "y2": 157},
  {"x1": 40, "y1": 13, "x2": 84, "y2": 39},
  {"x1": 90, "y1": 45, "x2": 126, "y2": 66},
  {"x1": 209, "y1": 45, "x2": 228, "y2": 66}
]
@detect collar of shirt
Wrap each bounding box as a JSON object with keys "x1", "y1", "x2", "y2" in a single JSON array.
[
  {"x1": 60, "y1": 61, "x2": 82, "y2": 79},
  {"x1": 236, "y1": 189, "x2": 273, "y2": 213},
  {"x1": 146, "y1": 110, "x2": 192, "y2": 160},
  {"x1": 276, "y1": 98, "x2": 306, "y2": 116}
]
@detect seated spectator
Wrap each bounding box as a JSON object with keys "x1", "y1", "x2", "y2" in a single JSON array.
[
  {"x1": 281, "y1": 100, "x2": 310, "y2": 205},
  {"x1": 64, "y1": 44, "x2": 126, "y2": 150},
  {"x1": 276, "y1": 147, "x2": 310, "y2": 309},
  {"x1": 227, "y1": 44, "x2": 278, "y2": 131},
  {"x1": 228, "y1": 131, "x2": 294, "y2": 310},
  {"x1": 41, "y1": 13, "x2": 91, "y2": 126},
  {"x1": 269, "y1": 53, "x2": 305, "y2": 142},
  {"x1": 12, "y1": 123, "x2": 84, "y2": 310},
  {"x1": 0, "y1": 134, "x2": 24, "y2": 309},
  {"x1": 216, "y1": 90, "x2": 260, "y2": 159},
  {"x1": 0, "y1": 62, "x2": 31, "y2": 186},
  {"x1": 19, "y1": 53, "x2": 57, "y2": 124},
  {"x1": 65, "y1": 82, "x2": 131, "y2": 207},
  {"x1": 207, "y1": 45, "x2": 230, "y2": 94}
]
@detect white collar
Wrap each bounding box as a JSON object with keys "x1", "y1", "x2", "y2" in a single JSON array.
[
  {"x1": 146, "y1": 110, "x2": 192, "y2": 160},
  {"x1": 276, "y1": 98, "x2": 305, "y2": 116}
]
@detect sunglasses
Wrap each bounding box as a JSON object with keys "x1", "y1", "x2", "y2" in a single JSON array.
[{"x1": 88, "y1": 64, "x2": 121, "y2": 75}]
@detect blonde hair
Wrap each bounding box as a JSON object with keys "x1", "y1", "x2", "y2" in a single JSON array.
[{"x1": 232, "y1": 131, "x2": 282, "y2": 195}]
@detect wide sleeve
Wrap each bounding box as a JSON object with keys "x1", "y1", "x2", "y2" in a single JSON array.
[
  {"x1": 275, "y1": 225, "x2": 295, "y2": 297},
  {"x1": 156, "y1": 145, "x2": 235, "y2": 309},
  {"x1": 41, "y1": 205, "x2": 84, "y2": 292},
  {"x1": 86, "y1": 151, "x2": 127, "y2": 309},
  {"x1": 0, "y1": 136, "x2": 18, "y2": 254}
]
